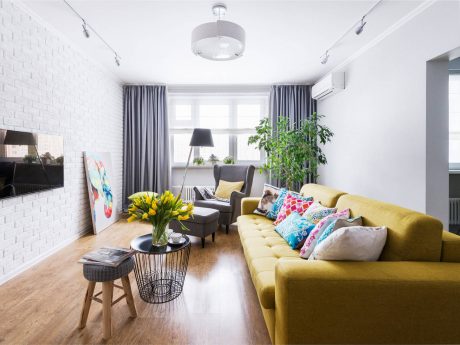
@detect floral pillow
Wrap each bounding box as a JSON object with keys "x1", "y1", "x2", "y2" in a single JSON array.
[
  {"x1": 302, "y1": 202, "x2": 337, "y2": 224},
  {"x1": 266, "y1": 188, "x2": 288, "y2": 220},
  {"x1": 299, "y1": 208, "x2": 350, "y2": 259},
  {"x1": 275, "y1": 212, "x2": 316, "y2": 249},
  {"x1": 274, "y1": 193, "x2": 313, "y2": 225}
]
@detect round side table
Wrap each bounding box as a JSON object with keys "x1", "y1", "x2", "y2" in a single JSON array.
[{"x1": 130, "y1": 234, "x2": 191, "y2": 304}]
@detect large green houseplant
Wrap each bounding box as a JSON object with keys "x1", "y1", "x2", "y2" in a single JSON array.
[{"x1": 248, "y1": 113, "x2": 333, "y2": 190}]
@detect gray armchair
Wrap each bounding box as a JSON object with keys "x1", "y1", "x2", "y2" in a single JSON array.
[{"x1": 194, "y1": 164, "x2": 255, "y2": 233}]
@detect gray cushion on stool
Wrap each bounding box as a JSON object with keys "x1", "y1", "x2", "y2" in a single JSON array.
[
  {"x1": 170, "y1": 206, "x2": 219, "y2": 239},
  {"x1": 83, "y1": 256, "x2": 134, "y2": 282}
]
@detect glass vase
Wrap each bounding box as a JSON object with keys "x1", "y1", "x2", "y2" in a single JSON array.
[{"x1": 152, "y1": 223, "x2": 168, "y2": 247}]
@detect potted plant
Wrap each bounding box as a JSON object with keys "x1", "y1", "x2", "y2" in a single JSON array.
[
  {"x1": 248, "y1": 112, "x2": 333, "y2": 190},
  {"x1": 127, "y1": 191, "x2": 194, "y2": 247},
  {"x1": 193, "y1": 156, "x2": 205, "y2": 166},
  {"x1": 223, "y1": 155, "x2": 235, "y2": 164},
  {"x1": 208, "y1": 154, "x2": 219, "y2": 165},
  {"x1": 40, "y1": 152, "x2": 55, "y2": 165},
  {"x1": 23, "y1": 154, "x2": 37, "y2": 164}
]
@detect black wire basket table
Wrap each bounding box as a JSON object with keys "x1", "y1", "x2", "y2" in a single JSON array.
[{"x1": 130, "y1": 234, "x2": 191, "y2": 304}]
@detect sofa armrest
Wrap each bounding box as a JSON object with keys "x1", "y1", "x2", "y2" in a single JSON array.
[
  {"x1": 241, "y1": 197, "x2": 261, "y2": 215},
  {"x1": 193, "y1": 186, "x2": 204, "y2": 200},
  {"x1": 275, "y1": 259, "x2": 460, "y2": 345}
]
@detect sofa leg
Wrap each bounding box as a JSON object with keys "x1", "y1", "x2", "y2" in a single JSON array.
[
  {"x1": 226, "y1": 225, "x2": 229, "y2": 234},
  {"x1": 201, "y1": 237, "x2": 205, "y2": 248},
  {"x1": 212, "y1": 232, "x2": 215, "y2": 242}
]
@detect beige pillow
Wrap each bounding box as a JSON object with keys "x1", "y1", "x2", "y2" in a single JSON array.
[{"x1": 214, "y1": 180, "x2": 244, "y2": 200}]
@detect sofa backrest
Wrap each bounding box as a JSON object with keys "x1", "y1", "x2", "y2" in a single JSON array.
[
  {"x1": 441, "y1": 231, "x2": 460, "y2": 262},
  {"x1": 299, "y1": 184, "x2": 347, "y2": 208},
  {"x1": 336, "y1": 194, "x2": 443, "y2": 262}
]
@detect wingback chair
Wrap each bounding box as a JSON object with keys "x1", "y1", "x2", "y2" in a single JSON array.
[{"x1": 194, "y1": 164, "x2": 255, "y2": 233}]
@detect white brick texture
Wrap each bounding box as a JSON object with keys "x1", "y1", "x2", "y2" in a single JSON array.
[{"x1": 0, "y1": 1, "x2": 123, "y2": 280}]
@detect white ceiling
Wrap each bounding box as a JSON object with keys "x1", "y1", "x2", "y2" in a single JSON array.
[{"x1": 23, "y1": 0, "x2": 423, "y2": 85}]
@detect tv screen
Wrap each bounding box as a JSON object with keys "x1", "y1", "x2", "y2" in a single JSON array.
[{"x1": 0, "y1": 129, "x2": 64, "y2": 199}]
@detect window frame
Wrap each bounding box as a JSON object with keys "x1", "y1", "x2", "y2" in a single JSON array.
[
  {"x1": 169, "y1": 91, "x2": 269, "y2": 167},
  {"x1": 450, "y1": 72, "x2": 460, "y2": 171}
]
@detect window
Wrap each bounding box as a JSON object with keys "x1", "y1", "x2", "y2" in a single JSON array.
[
  {"x1": 169, "y1": 93, "x2": 268, "y2": 165},
  {"x1": 450, "y1": 73, "x2": 460, "y2": 170}
]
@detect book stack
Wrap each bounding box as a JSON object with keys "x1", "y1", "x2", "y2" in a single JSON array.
[{"x1": 79, "y1": 246, "x2": 136, "y2": 267}]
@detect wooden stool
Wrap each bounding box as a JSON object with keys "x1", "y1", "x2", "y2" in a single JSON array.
[{"x1": 79, "y1": 257, "x2": 137, "y2": 340}]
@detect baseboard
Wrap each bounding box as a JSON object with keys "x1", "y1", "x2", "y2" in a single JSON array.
[{"x1": 0, "y1": 230, "x2": 88, "y2": 286}]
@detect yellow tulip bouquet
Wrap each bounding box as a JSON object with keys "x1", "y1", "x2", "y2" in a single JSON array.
[{"x1": 127, "y1": 191, "x2": 194, "y2": 246}]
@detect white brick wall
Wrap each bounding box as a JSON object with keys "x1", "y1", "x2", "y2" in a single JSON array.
[{"x1": 0, "y1": 1, "x2": 123, "y2": 282}]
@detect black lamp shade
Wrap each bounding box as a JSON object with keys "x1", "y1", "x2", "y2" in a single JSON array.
[
  {"x1": 3, "y1": 130, "x2": 37, "y2": 145},
  {"x1": 189, "y1": 128, "x2": 214, "y2": 147}
]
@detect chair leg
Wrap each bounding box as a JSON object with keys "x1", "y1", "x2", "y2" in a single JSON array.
[
  {"x1": 79, "y1": 281, "x2": 96, "y2": 329},
  {"x1": 102, "y1": 281, "x2": 113, "y2": 340},
  {"x1": 201, "y1": 237, "x2": 205, "y2": 248},
  {"x1": 226, "y1": 225, "x2": 229, "y2": 234},
  {"x1": 121, "y1": 276, "x2": 137, "y2": 318},
  {"x1": 212, "y1": 232, "x2": 215, "y2": 242}
]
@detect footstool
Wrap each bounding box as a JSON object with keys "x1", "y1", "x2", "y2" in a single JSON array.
[
  {"x1": 169, "y1": 206, "x2": 219, "y2": 248},
  {"x1": 79, "y1": 257, "x2": 137, "y2": 340}
]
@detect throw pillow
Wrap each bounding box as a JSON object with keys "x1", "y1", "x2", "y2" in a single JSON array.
[
  {"x1": 310, "y1": 226, "x2": 387, "y2": 261},
  {"x1": 273, "y1": 193, "x2": 313, "y2": 225},
  {"x1": 214, "y1": 180, "x2": 244, "y2": 200},
  {"x1": 266, "y1": 188, "x2": 288, "y2": 220},
  {"x1": 254, "y1": 184, "x2": 281, "y2": 216},
  {"x1": 302, "y1": 202, "x2": 338, "y2": 224},
  {"x1": 128, "y1": 191, "x2": 157, "y2": 200},
  {"x1": 316, "y1": 216, "x2": 363, "y2": 247},
  {"x1": 299, "y1": 208, "x2": 349, "y2": 259},
  {"x1": 275, "y1": 212, "x2": 316, "y2": 249}
]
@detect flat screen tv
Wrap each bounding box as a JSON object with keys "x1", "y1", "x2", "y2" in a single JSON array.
[{"x1": 0, "y1": 129, "x2": 64, "y2": 199}]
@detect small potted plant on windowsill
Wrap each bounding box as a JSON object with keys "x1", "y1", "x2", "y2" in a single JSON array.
[
  {"x1": 208, "y1": 154, "x2": 219, "y2": 166},
  {"x1": 223, "y1": 156, "x2": 235, "y2": 164},
  {"x1": 193, "y1": 156, "x2": 205, "y2": 166}
]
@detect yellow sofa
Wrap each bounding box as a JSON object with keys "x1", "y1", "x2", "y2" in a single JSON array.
[{"x1": 237, "y1": 184, "x2": 460, "y2": 344}]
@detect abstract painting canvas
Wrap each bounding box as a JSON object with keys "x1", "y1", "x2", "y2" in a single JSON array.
[{"x1": 84, "y1": 152, "x2": 116, "y2": 234}]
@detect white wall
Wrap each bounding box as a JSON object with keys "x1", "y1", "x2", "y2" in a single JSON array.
[
  {"x1": 317, "y1": 1, "x2": 460, "y2": 227},
  {"x1": 0, "y1": 1, "x2": 123, "y2": 283}
]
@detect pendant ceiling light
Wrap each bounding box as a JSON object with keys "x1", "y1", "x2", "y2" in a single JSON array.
[{"x1": 191, "y1": 3, "x2": 245, "y2": 61}]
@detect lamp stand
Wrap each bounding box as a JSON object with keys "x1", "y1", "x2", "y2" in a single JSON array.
[{"x1": 179, "y1": 146, "x2": 193, "y2": 197}]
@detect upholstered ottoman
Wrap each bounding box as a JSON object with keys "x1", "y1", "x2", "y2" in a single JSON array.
[{"x1": 169, "y1": 207, "x2": 219, "y2": 248}]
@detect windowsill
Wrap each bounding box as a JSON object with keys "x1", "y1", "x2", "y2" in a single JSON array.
[
  {"x1": 449, "y1": 170, "x2": 460, "y2": 174},
  {"x1": 172, "y1": 164, "x2": 263, "y2": 169}
]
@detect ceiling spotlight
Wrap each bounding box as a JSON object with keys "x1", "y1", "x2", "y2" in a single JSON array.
[
  {"x1": 82, "y1": 20, "x2": 90, "y2": 38},
  {"x1": 355, "y1": 16, "x2": 367, "y2": 35},
  {"x1": 320, "y1": 51, "x2": 330, "y2": 65},
  {"x1": 114, "y1": 54, "x2": 120, "y2": 67}
]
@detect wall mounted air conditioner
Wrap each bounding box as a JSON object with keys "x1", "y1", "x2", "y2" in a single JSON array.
[{"x1": 312, "y1": 72, "x2": 345, "y2": 101}]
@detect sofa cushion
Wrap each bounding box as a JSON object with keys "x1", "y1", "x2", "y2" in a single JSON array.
[
  {"x1": 441, "y1": 231, "x2": 460, "y2": 262},
  {"x1": 237, "y1": 214, "x2": 303, "y2": 309},
  {"x1": 299, "y1": 183, "x2": 346, "y2": 208},
  {"x1": 336, "y1": 194, "x2": 443, "y2": 261}
]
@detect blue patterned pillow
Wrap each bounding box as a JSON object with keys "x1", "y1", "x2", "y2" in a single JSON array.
[
  {"x1": 266, "y1": 188, "x2": 288, "y2": 220},
  {"x1": 317, "y1": 217, "x2": 363, "y2": 245},
  {"x1": 275, "y1": 212, "x2": 315, "y2": 249}
]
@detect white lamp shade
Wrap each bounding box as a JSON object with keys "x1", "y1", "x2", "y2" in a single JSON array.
[{"x1": 191, "y1": 20, "x2": 245, "y2": 61}]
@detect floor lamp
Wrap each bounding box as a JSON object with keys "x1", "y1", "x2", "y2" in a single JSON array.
[{"x1": 179, "y1": 128, "x2": 214, "y2": 197}]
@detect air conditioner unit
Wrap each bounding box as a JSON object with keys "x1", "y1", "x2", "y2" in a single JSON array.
[{"x1": 312, "y1": 72, "x2": 345, "y2": 101}]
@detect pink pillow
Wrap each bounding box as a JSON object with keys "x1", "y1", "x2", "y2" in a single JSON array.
[
  {"x1": 299, "y1": 208, "x2": 350, "y2": 258},
  {"x1": 273, "y1": 193, "x2": 313, "y2": 225}
]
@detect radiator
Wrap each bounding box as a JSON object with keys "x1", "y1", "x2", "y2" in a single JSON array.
[
  {"x1": 449, "y1": 198, "x2": 460, "y2": 225},
  {"x1": 171, "y1": 185, "x2": 214, "y2": 203}
]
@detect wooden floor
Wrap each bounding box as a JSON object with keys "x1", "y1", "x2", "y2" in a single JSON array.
[{"x1": 0, "y1": 220, "x2": 271, "y2": 345}]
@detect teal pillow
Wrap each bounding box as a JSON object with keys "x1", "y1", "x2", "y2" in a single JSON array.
[
  {"x1": 275, "y1": 212, "x2": 315, "y2": 249},
  {"x1": 128, "y1": 191, "x2": 157, "y2": 200},
  {"x1": 266, "y1": 188, "x2": 287, "y2": 220}
]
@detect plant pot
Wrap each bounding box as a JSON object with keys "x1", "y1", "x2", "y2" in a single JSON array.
[{"x1": 152, "y1": 224, "x2": 168, "y2": 247}]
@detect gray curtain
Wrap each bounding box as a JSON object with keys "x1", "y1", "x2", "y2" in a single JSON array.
[
  {"x1": 269, "y1": 85, "x2": 316, "y2": 188},
  {"x1": 123, "y1": 85, "x2": 170, "y2": 210}
]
